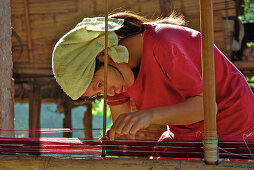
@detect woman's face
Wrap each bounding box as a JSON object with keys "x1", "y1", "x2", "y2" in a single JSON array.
[{"x1": 82, "y1": 62, "x2": 134, "y2": 98}]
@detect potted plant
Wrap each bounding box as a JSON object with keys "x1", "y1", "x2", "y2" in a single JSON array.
[{"x1": 238, "y1": 0, "x2": 254, "y2": 61}]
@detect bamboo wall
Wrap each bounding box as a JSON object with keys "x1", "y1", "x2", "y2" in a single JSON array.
[
  {"x1": 173, "y1": 0, "x2": 237, "y2": 58},
  {"x1": 11, "y1": 0, "x2": 237, "y2": 78},
  {"x1": 11, "y1": 0, "x2": 169, "y2": 77}
]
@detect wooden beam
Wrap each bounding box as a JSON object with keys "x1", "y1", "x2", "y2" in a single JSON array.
[
  {"x1": 63, "y1": 96, "x2": 72, "y2": 138},
  {"x1": 233, "y1": 61, "x2": 254, "y2": 71},
  {"x1": 0, "y1": 0, "x2": 14, "y2": 137},
  {"x1": 84, "y1": 103, "x2": 93, "y2": 139},
  {"x1": 0, "y1": 155, "x2": 254, "y2": 170},
  {"x1": 29, "y1": 82, "x2": 41, "y2": 138},
  {"x1": 199, "y1": 0, "x2": 218, "y2": 164}
]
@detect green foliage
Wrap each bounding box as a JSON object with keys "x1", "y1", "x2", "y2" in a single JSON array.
[
  {"x1": 246, "y1": 42, "x2": 254, "y2": 47},
  {"x1": 92, "y1": 99, "x2": 111, "y2": 118},
  {"x1": 239, "y1": 0, "x2": 254, "y2": 23},
  {"x1": 106, "y1": 155, "x2": 119, "y2": 158},
  {"x1": 246, "y1": 76, "x2": 254, "y2": 87},
  {"x1": 92, "y1": 99, "x2": 113, "y2": 133},
  {"x1": 17, "y1": 132, "x2": 26, "y2": 138}
]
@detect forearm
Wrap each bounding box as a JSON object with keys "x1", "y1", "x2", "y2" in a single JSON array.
[
  {"x1": 149, "y1": 93, "x2": 214, "y2": 125},
  {"x1": 110, "y1": 100, "x2": 132, "y2": 122}
]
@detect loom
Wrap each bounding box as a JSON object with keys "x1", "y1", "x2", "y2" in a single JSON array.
[{"x1": 0, "y1": 0, "x2": 254, "y2": 169}]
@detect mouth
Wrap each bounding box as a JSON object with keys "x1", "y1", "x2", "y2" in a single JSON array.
[{"x1": 120, "y1": 85, "x2": 127, "y2": 93}]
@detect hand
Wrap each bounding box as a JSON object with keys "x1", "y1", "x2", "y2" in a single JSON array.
[
  {"x1": 99, "y1": 129, "x2": 134, "y2": 141},
  {"x1": 109, "y1": 110, "x2": 154, "y2": 141}
]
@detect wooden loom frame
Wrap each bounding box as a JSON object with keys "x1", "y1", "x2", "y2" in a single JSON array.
[{"x1": 0, "y1": 0, "x2": 254, "y2": 169}]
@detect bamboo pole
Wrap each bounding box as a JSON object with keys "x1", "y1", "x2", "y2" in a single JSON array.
[
  {"x1": 199, "y1": 0, "x2": 219, "y2": 164},
  {"x1": 103, "y1": 0, "x2": 109, "y2": 140},
  {"x1": 101, "y1": 0, "x2": 109, "y2": 158}
]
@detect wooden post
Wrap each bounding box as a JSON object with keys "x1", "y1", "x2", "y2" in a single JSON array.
[
  {"x1": 199, "y1": 0, "x2": 219, "y2": 164},
  {"x1": 63, "y1": 96, "x2": 72, "y2": 138},
  {"x1": 0, "y1": 0, "x2": 15, "y2": 137},
  {"x1": 159, "y1": 0, "x2": 174, "y2": 17},
  {"x1": 29, "y1": 81, "x2": 41, "y2": 138},
  {"x1": 84, "y1": 103, "x2": 93, "y2": 139}
]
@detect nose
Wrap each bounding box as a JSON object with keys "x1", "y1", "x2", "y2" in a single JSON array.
[
  {"x1": 107, "y1": 87, "x2": 115, "y2": 96},
  {"x1": 95, "y1": 85, "x2": 115, "y2": 96}
]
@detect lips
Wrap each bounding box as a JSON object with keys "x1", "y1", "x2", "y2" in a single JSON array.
[{"x1": 121, "y1": 86, "x2": 127, "y2": 93}]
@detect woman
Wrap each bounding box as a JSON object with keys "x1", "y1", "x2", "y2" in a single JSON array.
[{"x1": 52, "y1": 12, "x2": 254, "y2": 143}]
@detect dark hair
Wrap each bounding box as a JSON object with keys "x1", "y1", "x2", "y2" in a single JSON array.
[
  {"x1": 95, "y1": 57, "x2": 104, "y2": 73},
  {"x1": 109, "y1": 11, "x2": 186, "y2": 37}
]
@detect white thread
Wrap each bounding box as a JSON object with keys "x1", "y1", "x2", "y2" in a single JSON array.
[
  {"x1": 243, "y1": 132, "x2": 254, "y2": 160},
  {"x1": 218, "y1": 146, "x2": 251, "y2": 159}
]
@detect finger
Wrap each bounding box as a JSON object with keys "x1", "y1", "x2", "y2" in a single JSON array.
[
  {"x1": 109, "y1": 124, "x2": 116, "y2": 141},
  {"x1": 110, "y1": 115, "x2": 127, "y2": 140},
  {"x1": 106, "y1": 129, "x2": 110, "y2": 137},
  {"x1": 121, "y1": 120, "x2": 135, "y2": 135},
  {"x1": 129, "y1": 123, "x2": 142, "y2": 136},
  {"x1": 114, "y1": 116, "x2": 131, "y2": 135}
]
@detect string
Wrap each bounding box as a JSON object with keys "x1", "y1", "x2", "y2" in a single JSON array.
[
  {"x1": 0, "y1": 138, "x2": 202, "y2": 153},
  {"x1": 218, "y1": 146, "x2": 251, "y2": 159},
  {"x1": 0, "y1": 143, "x2": 253, "y2": 159},
  {"x1": 0, "y1": 128, "x2": 168, "y2": 134},
  {"x1": 243, "y1": 132, "x2": 254, "y2": 159},
  {"x1": 1, "y1": 128, "x2": 254, "y2": 159}
]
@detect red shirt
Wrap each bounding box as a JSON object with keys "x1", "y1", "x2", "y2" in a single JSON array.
[{"x1": 108, "y1": 23, "x2": 254, "y2": 141}]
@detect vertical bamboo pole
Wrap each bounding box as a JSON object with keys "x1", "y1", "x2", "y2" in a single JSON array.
[
  {"x1": 101, "y1": 0, "x2": 109, "y2": 158},
  {"x1": 199, "y1": 0, "x2": 219, "y2": 164},
  {"x1": 103, "y1": 0, "x2": 108, "y2": 140}
]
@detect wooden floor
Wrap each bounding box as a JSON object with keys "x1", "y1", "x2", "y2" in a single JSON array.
[{"x1": 0, "y1": 155, "x2": 254, "y2": 170}]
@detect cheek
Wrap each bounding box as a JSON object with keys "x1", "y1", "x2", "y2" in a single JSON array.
[{"x1": 82, "y1": 84, "x2": 94, "y2": 97}]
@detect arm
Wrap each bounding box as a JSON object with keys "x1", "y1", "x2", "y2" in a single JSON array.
[
  {"x1": 110, "y1": 100, "x2": 131, "y2": 122},
  {"x1": 109, "y1": 92, "x2": 217, "y2": 140},
  {"x1": 109, "y1": 101, "x2": 135, "y2": 139},
  {"x1": 149, "y1": 92, "x2": 206, "y2": 125}
]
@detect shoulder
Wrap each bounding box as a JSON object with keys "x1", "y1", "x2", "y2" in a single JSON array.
[{"x1": 143, "y1": 23, "x2": 201, "y2": 46}]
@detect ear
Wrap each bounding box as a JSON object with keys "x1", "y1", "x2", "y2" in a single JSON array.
[
  {"x1": 97, "y1": 51, "x2": 104, "y2": 62},
  {"x1": 97, "y1": 50, "x2": 114, "y2": 63}
]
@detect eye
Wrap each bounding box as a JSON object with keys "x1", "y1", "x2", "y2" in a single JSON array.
[{"x1": 97, "y1": 81, "x2": 103, "y2": 88}]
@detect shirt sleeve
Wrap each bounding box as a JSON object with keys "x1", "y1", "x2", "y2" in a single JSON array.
[
  {"x1": 153, "y1": 32, "x2": 203, "y2": 97},
  {"x1": 107, "y1": 93, "x2": 130, "y2": 106}
]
